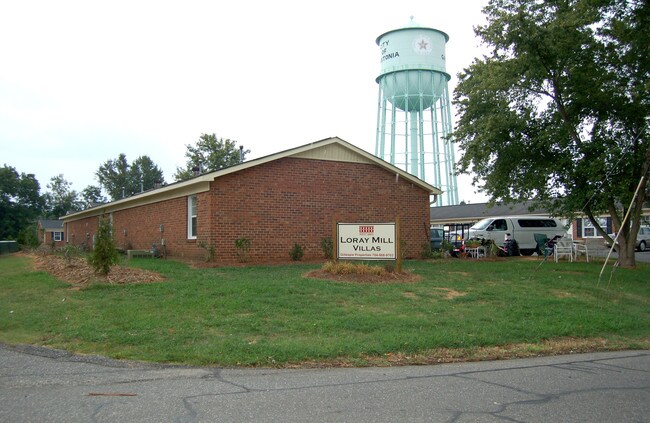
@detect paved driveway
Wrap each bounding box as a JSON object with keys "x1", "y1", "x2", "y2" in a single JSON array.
[{"x1": 1, "y1": 344, "x2": 648, "y2": 422}]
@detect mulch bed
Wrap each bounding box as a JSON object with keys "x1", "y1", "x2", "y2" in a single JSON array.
[{"x1": 29, "y1": 253, "x2": 165, "y2": 286}]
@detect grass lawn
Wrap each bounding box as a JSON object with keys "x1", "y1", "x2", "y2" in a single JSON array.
[{"x1": 1, "y1": 253, "x2": 648, "y2": 367}]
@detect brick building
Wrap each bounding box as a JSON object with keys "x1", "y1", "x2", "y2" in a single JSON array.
[
  {"x1": 37, "y1": 219, "x2": 65, "y2": 248},
  {"x1": 62, "y1": 137, "x2": 440, "y2": 263}
]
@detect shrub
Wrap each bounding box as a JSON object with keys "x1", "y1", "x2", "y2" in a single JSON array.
[
  {"x1": 198, "y1": 240, "x2": 216, "y2": 262},
  {"x1": 87, "y1": 217, "x2": 119, "y2": 276},
  {"x1": 234, "y1": 237, "x2": 251, "y2": 262},
  {"x1": 320, "y1": 237, "x2": 333, "y2": 259},
  {"x1": 58, "y1": 244, "x2": 83, "y2": 266},
  {"x1": 17, "y1": 224, "x2": 39, "y2": 248},
  {"x1": 289, "y1": 243, "x2": 304, "y2": 261},
  {"x1": 420, "y1": 242, "x2": 434, "y2": 259}
]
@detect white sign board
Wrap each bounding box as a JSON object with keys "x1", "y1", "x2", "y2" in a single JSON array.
[{"x1": 337, "y1": 223, "x2": 396, "y2": 260}]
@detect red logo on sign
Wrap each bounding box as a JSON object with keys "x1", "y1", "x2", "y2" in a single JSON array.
[{"x1": 359, "y1": 225, "x2": 374, "y2": 235}]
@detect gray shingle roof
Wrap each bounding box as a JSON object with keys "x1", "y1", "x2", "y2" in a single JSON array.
[{"x1": 38, "y1": 220, "x2": 64, "y2": 230}]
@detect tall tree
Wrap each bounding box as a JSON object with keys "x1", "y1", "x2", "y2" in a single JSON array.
[
  {"x1": 0, "y1": 165, "x2": 44, "y2": 241},
  {"x1": 81, "y1": 185, "x2": 107, "y2": 209},
  {"x1": 174, "y1": 133, "x2": 250, "y2": 181},
  {"x1": 130, "y1": 155, "x2": 165, "y2": 193},
  {"x1": 453, "y1": 0, "x2": 648, "y2": 268},
  {"x1": 96, "y1": 154, "x2": 165, "y2": 201},
  {"x1": 43, "y1": 174, "x2": 83, "y2": 218}
]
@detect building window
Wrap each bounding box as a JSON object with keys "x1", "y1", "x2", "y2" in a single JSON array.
[
  {"x1": 188, "y1": 195, "x2": 197, "y2": 239},
  {"x1": 581, "y1": 217, "x2": 608, "y2": 238},
  {"x1": 53, "y1": 232, "x2": 63, "y2": 242}
]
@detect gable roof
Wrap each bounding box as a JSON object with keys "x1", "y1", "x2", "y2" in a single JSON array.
[
  {"x1": 63, "y1": 137, "x2": 441, "y2": 222},
  {"x1": 38, "y1": 219, "x2": 64, "y2": 230}
]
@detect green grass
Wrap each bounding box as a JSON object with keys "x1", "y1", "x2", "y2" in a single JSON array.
[{"x1": 1, "y1": 253, "x2": 649, "y2": 367}]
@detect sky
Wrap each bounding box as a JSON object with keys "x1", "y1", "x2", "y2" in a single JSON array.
[{"x1": 0, "y1": 0, "x2": 491, "y2": 203}]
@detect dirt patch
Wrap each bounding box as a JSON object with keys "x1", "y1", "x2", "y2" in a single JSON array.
[
  {"x1": 432, "y1": 287, "x2": 467, "y2": 299},
  {"x1": 305, "y1": 269, "x2": 421, "y2": 284},
  {"x1": 29, "y1": 253, "x2": 165, "y2": 287},
  {"x1": 552, "y1": 290, "x2": 575, "y2": 298},
  {"x1": 444, "y1": 271, "x2": 472, "y2": 277}
]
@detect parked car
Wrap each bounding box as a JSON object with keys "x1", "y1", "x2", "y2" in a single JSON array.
[
  {"x1": 605, "y1": 226, "x2": 650, "y2": 252},
  {"x1": 430, "y1": 228, "x2": 444, "y2": 250},
  {"x1": 468, "y1": 216, "x2": 566, "y2": 256}
]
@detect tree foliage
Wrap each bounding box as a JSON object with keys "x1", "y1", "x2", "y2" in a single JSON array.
[
  {"x1": 174, "y1": 133, "x2": 250, "y2": 181},
  {"x1": 0, "y1": 165, "x2": 44, "y2": 241},
  {"x1": 96, "y1": 154, "x2": 165, "y2": 201},
  {"x1": 453, "y1": 0, "x2": 649, "y2": 267},
  {"x1": 43, "y1": 174, "x2": 83, "y2": 218},
  {"x1": 80, "y1": 185, "x2": 107, "y2": 209}
]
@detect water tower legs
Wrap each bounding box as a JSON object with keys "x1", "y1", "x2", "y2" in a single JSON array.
[{"x1": 374, "y1": 82, "x2": 459, "y2": 206}]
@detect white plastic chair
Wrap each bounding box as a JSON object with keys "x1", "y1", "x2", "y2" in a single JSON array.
[
  {"x1": 573, "y1": 240, "x2": 589, "y2": 262},
  {"x1": 554, "y1": 237, "x2": 574, "y2": 262}
]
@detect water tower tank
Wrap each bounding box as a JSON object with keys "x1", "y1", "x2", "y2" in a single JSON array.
[{"x1": 375, "y1": 18, "x2": 458, "y2": 206}]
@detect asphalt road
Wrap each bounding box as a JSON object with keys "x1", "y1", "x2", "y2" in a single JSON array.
[{"x1": 0, "y1": 344, "x2": 648, "y2": 422}]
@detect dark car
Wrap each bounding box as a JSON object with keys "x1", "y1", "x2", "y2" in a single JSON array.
[{"x1": 430, "y1": 228, "x2": 444, "y2": 250}]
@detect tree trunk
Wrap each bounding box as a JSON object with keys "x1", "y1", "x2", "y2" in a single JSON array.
[{"x1": 616, "y1": 232, "x2": 636, "y2": 268}]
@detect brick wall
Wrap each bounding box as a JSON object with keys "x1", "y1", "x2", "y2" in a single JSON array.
[
  {"x1": 65, "y1": 217, "x2": 99, "y2": 251},
  {"x1": 202, "y1": 157, "x2": 430, "y2": 262},
  {"x1": 64, "y1": 157, "x2": 431, "y2": 263}
]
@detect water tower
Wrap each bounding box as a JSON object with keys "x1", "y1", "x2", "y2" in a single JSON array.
[{"x1": 375, "y1": 18, "x2": 458, "y2": 206}]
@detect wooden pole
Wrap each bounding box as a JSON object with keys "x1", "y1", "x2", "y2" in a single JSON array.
[
  {"x1": 396, "y1": 216, "x2": 402, "y2": 273},
  {"x1": 332, "y1": 219, "x2": 338, "y2": 262}
]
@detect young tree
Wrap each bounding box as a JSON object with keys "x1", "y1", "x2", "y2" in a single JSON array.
[
  {"x1": 87, "y1": 216, "x2": 120, "y2": 276},
  {"x1": 0, "y1": 165, "x2": 44, "y2": 240},
  {"x1": 453, "y1": 0, "x2": 648, "y2": 268},
  {"x1": 96, "y1": 154, "x2": 165, "y2": 201},
  {"x1": 174, "y1": 133, "x2": 250, "y2": 181},
  {"x1": 43, "y1": 174, "x2": 83, "y2": 218}
]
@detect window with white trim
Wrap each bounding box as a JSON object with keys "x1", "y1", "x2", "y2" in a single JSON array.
[
  {"x1": 53, "y1": 232, "x2": 63, "y2": 242},
  {"x1": 188, "y1": 195, "x2": 197, "y2": 239},
  {"x1": 581, "y1": 217, "x2": 607, "y2": 238}
]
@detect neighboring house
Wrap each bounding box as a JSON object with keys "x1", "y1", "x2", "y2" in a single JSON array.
[
  {"x1": 62, "y1": 137, "x2": 441, "y2": 263},
  {"x1": 37, "y1": 219, "x2": 65, "y2": 248}
]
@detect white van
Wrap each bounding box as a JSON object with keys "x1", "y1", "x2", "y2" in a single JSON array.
[{"x1": 468, "y1": 216, "x2": 567, "y2": 255}]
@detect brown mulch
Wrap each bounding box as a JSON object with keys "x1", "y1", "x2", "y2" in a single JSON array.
[
  {"x1": 305, "y1": 269, "x2": 421, "y2": 284},
  {"x1": 29, "y1": 253, "x2": 165, "y2": 287}
]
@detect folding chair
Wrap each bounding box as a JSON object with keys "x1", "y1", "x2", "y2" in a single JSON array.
[{"x1": 534, "y1": 233, "x2": 553, "y2": 260}]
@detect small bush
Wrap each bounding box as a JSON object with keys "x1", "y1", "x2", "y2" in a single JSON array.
[
  {"x1": 420, "y1": 242, "x2": 434, "y2": 259},
  {"x1": 198, "y1": 240, "x2": 216, "y2": 262},
  {"x1": 58, "y1": 244, "x2": 83, "y2": 266},
  {"x1": 320, "y1": 237, "x2": 333, "y2": 259},
  {"x1": 289, "y1": 243, "x2": 304, "y2": 261},
  {"x1": 235, "y1": 237, "x2": 251, "y2": 262},
  {"x1": 87, "y1": 217, "x2": 120, "y2": 276}
]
